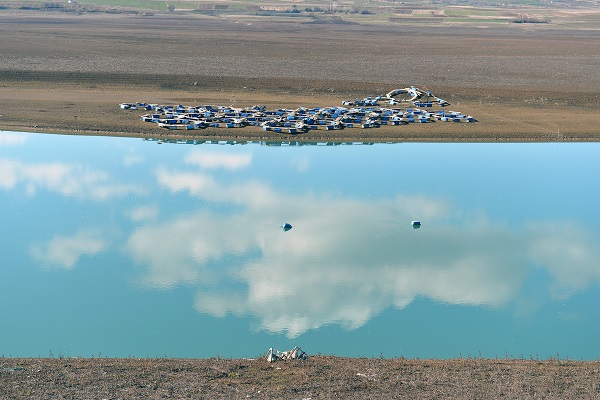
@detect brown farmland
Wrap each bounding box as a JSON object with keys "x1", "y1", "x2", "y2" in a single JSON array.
[{"x1": 1, "y1": 10, "x2": 599, "y2": 142}]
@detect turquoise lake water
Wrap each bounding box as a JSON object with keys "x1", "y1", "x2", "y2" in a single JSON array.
[{"x1": 1, "y1": 131, "x2": 599, "y2": 360}]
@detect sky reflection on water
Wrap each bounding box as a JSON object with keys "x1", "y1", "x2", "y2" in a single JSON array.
[{"x1": 1, "y1": 131, "x2": 599, "y2": 359}]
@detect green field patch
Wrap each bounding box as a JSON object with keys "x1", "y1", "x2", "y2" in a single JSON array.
[
  {"x1": 445, "y1": 9, "x2": 499, "y2": 17},
  {"x1": 444, "y1": 17, "x2": 508, "y2": 23},
  {"x1": 77, "y1": 0, "x2": 166, "y2": 10}
]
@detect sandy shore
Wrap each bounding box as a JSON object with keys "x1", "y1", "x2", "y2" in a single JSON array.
[
  {"x1": 2, "y1": 81, "x2": 599, "y2": 143},
  {"x1": 2, "y1": 357, "x2": 600, "y2": 399},
  {"x1": 1, "y1": 12, "x2": 599, "y2": 142}
]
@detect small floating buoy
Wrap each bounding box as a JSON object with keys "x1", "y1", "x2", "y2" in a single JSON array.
[
  {"x1": 411, "y1": 221, "x2": 421, "y2": 229},
  {"x1": 282, "y1": 223, "x2": 292, "y2": 232}
]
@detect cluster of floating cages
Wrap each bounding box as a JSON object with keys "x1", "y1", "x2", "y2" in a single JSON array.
[
  {"x1": 342, "y1": 87, "x2": 450, "y2": 107},
  {"x1": 143, "y1": 138, "x2": 381, "y2": 146},
  {"x1": 120, "y1": 87, "x2": 475, "y2": 134}
]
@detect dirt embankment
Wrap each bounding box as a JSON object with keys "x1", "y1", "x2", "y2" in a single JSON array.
[{"x1": 2, "y1": 357, "x2": 600, "y2": 399}]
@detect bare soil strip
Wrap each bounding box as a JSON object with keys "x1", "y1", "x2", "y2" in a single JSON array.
[{"x1": 2, "y1": 357, "x2": 600, "y2": 399}]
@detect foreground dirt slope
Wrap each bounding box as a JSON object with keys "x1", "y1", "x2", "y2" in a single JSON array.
[
  {"x1": 1, "y1": 12, "x2": 599, "y2": 141},
  {"x1": 2, "y1": 357, "x2": 599, "y2": 399}
]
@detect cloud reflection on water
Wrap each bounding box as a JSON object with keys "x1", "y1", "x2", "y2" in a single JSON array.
[
  {"x1": 30, "y1": 229, "x2": 108, "y2": 269},
  {"x1": 528, "y1": 222, "x2": 600, "y2": 299},
  {"x1": 0, "y1": 157, "x2": 145, "y2": 200},
  {"x1": 126, "y1": 158, "x2": 600, "y2": 338},
  {"x1": 6, "y1": 142, "x2": 597, "y2": 339},
  {"x1": 185, "y1": 150, "x2": 252, "y2": 170},
  {"x1": 0, "y1": 132, "x2": 28, "y2": 146}
]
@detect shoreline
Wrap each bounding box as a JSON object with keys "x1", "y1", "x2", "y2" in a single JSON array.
[
  {"x1": 2, "y1": 83, "x2": 599, "y2": 143},
  {"x1": 2, "y1": 13, "x2": 600, "y2": 143},
  {"x1": 0, "y1": 10, "x2": 600, "y2": 143},
  {"x1": 2, "y1": 356, "x2": 599, "y2": 399}
]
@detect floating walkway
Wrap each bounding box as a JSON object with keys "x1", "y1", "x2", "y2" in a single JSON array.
[{"x1": 120, "y1": 87, "x2": 475, "y2": 134}]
